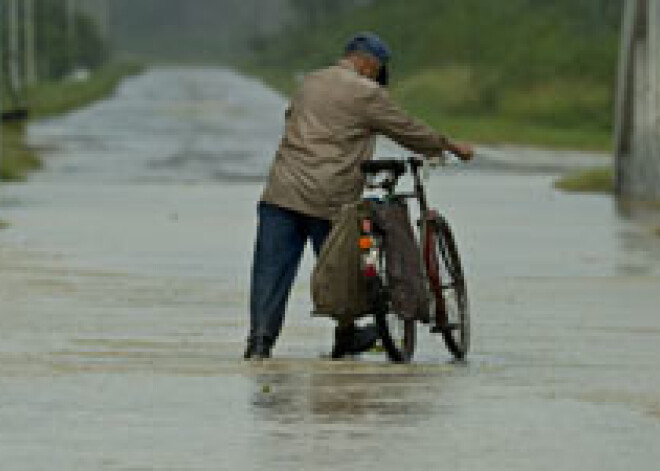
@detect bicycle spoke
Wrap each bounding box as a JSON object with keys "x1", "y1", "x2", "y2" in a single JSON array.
[{"x1": 429, "y1": 217, "x2": 470, "y2": 360}]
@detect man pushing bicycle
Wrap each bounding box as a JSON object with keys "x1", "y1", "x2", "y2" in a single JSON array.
[{"x1": 245, "y1": 32, "x2": 474, "y2": 360}]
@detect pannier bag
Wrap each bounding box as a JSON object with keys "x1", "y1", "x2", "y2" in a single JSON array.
[
  {"x1": 311, "y1": 202, "x2": 371, "y2": 324},
  {"x1": 370, "y1": 201, "x2": 430, "y2": 323},
  {"x1": 311, "y1": 199, "x2": 429, "y2": 324}
]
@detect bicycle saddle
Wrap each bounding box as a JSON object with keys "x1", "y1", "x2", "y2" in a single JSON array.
[{"x1": 360, "y1": 159, "x2": 406, "y2": 176}]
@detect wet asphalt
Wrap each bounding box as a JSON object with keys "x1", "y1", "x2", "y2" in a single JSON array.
[{"x1": 1, "y1": 67, "x2": 659, "y2": 470}]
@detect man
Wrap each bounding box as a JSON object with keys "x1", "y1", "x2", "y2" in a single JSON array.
[{"x1": 245, "y1": 32, "x2": 474, "y2": 360}]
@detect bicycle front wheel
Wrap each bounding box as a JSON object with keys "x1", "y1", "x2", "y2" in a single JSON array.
[{"x1": 429, "y1": 216, "x2": 470, "y2": 360}]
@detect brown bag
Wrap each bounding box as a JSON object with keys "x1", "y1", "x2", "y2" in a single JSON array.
[
  {"x1": 311, "y1": 200, "x2": 429, "y2": 324},
  {"x1": 311, "y1": 202, "x2": 371, "y2": 324},
  {"x1": 370, "y1": 201, "x2": 430, "y2": 323}
]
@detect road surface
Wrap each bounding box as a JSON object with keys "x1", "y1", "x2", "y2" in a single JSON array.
[{"x1": 1, "y1": 67, "x2": 659, "y2": 470}]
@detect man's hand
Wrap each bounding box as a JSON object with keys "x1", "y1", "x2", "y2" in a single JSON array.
[{"x1": 448, "y1": 141, "x2": 475, "y2": 161}]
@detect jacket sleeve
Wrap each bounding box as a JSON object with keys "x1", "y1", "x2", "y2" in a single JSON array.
[{"x1": 362, "y1": 86, "x2": 449, "y2": 156}]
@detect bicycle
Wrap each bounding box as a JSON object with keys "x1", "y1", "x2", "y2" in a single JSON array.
[{"x1": 359, "y1": 155, "x2": 470, "y2": 363}]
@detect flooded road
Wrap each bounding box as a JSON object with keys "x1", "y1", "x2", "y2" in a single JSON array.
[{"x1": 1, "y1": 67, "x2": 660, "y2": 470}]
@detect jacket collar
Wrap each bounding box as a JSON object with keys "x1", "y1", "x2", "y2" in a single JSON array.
[{"x1": 337, "y1": 58, "x2": 358, "y2": 74}]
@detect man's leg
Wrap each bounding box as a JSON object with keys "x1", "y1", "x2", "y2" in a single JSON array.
[
  {"x1": 307, "y1": 216, "x2": 332, "y2": 257},
  {"x1": 247, "y1": 202, "x2": 306, "y2": 358},
  {"x1": 304, "y1": 213, "x2": 378, "y2": 358}
]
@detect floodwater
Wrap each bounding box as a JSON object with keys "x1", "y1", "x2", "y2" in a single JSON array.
[{"x1": 1, "y1": 67, "x2": 660, "y2": 470}]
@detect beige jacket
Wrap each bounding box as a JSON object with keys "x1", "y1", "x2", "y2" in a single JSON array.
[{"x1": 261, "y1": 59, "x2": 449, "y2": 220}]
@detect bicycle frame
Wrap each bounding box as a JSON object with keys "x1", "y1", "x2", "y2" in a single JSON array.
[
  {"x1": 363, "y1": 157, "x2": 449, "y2": 330},
  {"x1": 360, "y1": 156, "x2": 470, "y2": 361},
  {"x1": 408, "y1": 159, "x2": 450, "y2": 331}
]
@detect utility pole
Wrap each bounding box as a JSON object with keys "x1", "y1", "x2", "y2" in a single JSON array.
[
  {"x1": 25, "y1": 0, "x2": 37, "y2": 86},
  {"x1": 8, "y1": 0, "x2": 22, "y2": 99},
  {"x1": 98, "y1": 0, "x2": 111, "y2": 41},
  {"x1": 615, "y1": 0, "x2": 660, "y2": 201},
  {"x1": 1, "y1": 2, "x2": 4, "y2": 174},
  {"x1": 66, "y1": 0, "x2": 77, "y2": 74}
]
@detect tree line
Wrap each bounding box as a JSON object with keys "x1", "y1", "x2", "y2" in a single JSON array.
[{"x1": 2, "y1": 0, "x2": 108, "y2": 107}]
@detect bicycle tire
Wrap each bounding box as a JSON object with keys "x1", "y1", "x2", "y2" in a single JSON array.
[
  {"x1": 368, "y1": 234, "x2": 416, "y2": 363},
  {"x1": 429, "y1": 216, "x2": 470, "y2": 360},
  {"x1": 375, "y1": 305, "x2": 416, "y2": 363}
]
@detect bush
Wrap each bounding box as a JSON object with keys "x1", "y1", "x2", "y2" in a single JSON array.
[
  {"x1": 393, "y1": 66, "x2": 481, "y2": 115},
  {"x1": 499, "y1": 80, "x2": 613, "y2": 130},
  {"x1": 554, "y1": 167, "x2": 614, "y2": 193},
  {"x1": 244, "y1": 0, "x2": 622, "y2": 150}
]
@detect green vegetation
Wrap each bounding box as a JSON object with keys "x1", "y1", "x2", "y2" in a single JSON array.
[
  {"x1": 554, "y1": 167, "x2": 614, "y2": 194},
  {"x1": 245, "y1": 0, "x2": 622, "y2": 151},
  {"x1": 2, "y1": 0, "x2": 109, "y2": 83},
  {"x1": 26, "y1": 62, "x2": 143, "y2": 119},
  {"x1": 0, "y1": 219, "x2": 9, "y2": 230},
  {"x1": 0, "y1": 124, "x2": 42, "y2": 182},
  {"x1": 1, "y1": 63, "x2": 143, "y2": 182},
  {"x1": 1, "y1": 0, "x2": 121, "y2": 182}
]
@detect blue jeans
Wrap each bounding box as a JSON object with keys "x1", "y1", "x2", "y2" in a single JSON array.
[{"x1": 249, "y1": 201, "x2": 331, "y2": 345}]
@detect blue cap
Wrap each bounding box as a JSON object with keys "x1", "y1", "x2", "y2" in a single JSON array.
[
  {"x1": 345, "y1": 32, "x2": 391, "y2": 63},
  {"x1": 345, "y1": 32, "x2": 391, "y2": 86}
]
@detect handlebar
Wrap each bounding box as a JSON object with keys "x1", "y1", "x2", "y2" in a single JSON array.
[{"x1": 360, "y1": 154, "x2": 448, "y2": 178}]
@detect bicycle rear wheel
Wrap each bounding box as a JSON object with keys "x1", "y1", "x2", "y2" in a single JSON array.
[
  {"x1": 375, "y1": 303, "x2": 416, "y2": 363},
  {"x1": 428, "y1": 216, "x2": 470, "y2": 360},
  {"x1": 366, "y1": 234, "x2": 416, "y2": 363}
]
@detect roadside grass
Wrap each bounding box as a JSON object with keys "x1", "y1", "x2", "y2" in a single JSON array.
[
  {"x1": 0, "y1": 124, "x2": 42, "y2": 181},
  {"x1": 411, "y1": 112, "x2": 612, "y2": 151},
  {"x1": 26, "y1": 62, "x2": 143, "y2": 119},
  {"x1": 394, "y1": 67, "x2": 613, "y2": 151},
  {"x1": 554, "y1": 167, "x2": 614, "y2": 194},
  {"x1": 1, "y1": 62, "x2": 143, "y2": 182},
  {"x1": 243, "y1": 64, "x2": 613, "y2": 152},
  {"x1": 0, "y1": 219, "x2": 10, "y2": 230}
]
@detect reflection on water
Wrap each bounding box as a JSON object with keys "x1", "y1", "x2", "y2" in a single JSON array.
[
  {"x1": 616, "y1": 197, "x2": 660, "y2": 223},
  {"x1": 615, "y1": 199, "x2": 660, "y2": 276},
  {"x1": 245, "y1": 361, "x2": 466, "y2": 470},
  {"x1": 249, "y1": 362, "x2": 471, "y2": 428},
  {"x1": 615, "y1": 226, "x2": 660, "y2": 275},
  {"x1": 252, "y1": 372, "x2": 435, "y2": 425}
]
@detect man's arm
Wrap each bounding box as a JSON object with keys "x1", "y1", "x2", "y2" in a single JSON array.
[{"x1": 362, "y1": 86, "x2": 473, "y2": 160}]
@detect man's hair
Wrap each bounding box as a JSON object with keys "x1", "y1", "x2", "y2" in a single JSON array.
[{"x1": 344, "y1": 49, "x2": 379, "y2": 62}]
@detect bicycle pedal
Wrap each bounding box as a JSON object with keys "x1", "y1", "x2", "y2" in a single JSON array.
[{"x1": 431, "y1": 323, "x2": 459, "y2": 334}]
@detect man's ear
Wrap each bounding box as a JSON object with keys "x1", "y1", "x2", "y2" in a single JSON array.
[{"x1": 377, "y1": 65, "x2": 389, "y2": 87}]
